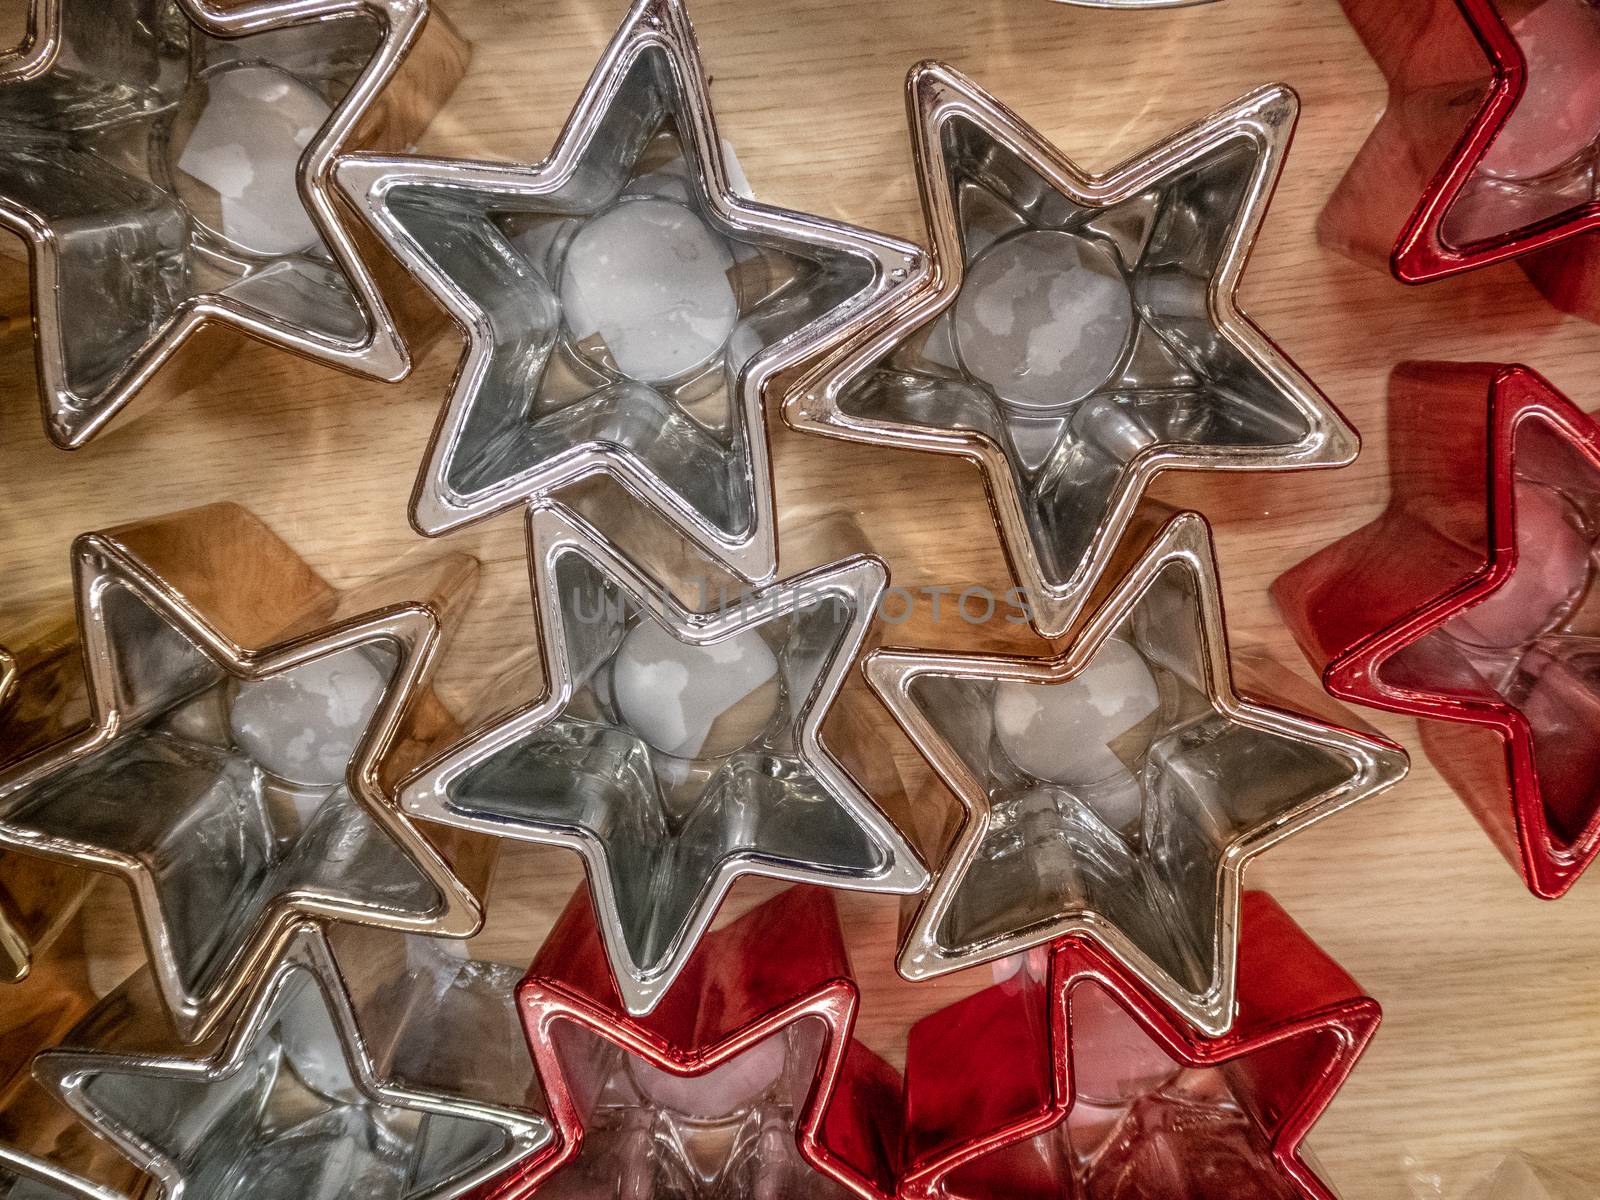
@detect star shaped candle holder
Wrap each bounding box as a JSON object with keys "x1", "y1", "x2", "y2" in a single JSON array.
[
  {"x1": 0, "y1": 502, "x2": 495, "y2": 1043},
  {"x1": 895, "y1": 890, "x2": 1380, "y2": 1200},
  {"x1": 34, "y1": 919, "x2": 551, "y2": 1200},
  {"x1": 1274, "y1": 361, "x2": 1600, "y2": 898},
  {"x1": 786, "y1": 62, "x2": 1355, "y2": 639},
  {"x1": 0, "y1": 0, "x2": 468, "y2": 448},
  {"x1": 1322, "y1": 0, "x2": 1600, "y2": 320},
  {"x1": 868, "y1": 511, "x2": 1407, "y2": 1035},
  {"x1": 494, "y1": 882, "x2": 902, "y2": 1200},
  {"x1": 0, "y1": 615, "x2": 97, "y2": 985},
  {"x1": 400, "y1": 502, "x2": 927, "y2": 1017},
  {"x1": 334, "y1": 0, "x2": 925, "y2": 581}
]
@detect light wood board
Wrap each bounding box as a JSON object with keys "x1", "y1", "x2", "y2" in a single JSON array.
[{"x1": 2, "y1": 0, "x2": 1599, "y2": 1196}]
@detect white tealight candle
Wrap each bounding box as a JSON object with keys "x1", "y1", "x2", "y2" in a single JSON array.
[
  {"x1": 1478, "y1": 0, "x2": 1600, "y2": 181},
  {"x1": 228, "y1": 647, "x2": 388, "y2": 789},
  {"x1": 953, "y1": 229, "x2": 1134, "y2": 414},
  {"x1": 992, "y1": 639, "x2": 1162, "y2": 791},
  {"x1": 175, "y1": 64, "x2": 331, "y2": 257},
  {"x1": 559, "y1": 198, "x2": 739, "y2": 383},
  {"x1": 612, "y1": 620, "x2": 779, "y2": 760}
]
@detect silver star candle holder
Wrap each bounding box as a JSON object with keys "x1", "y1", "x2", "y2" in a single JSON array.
[
  {"x1": 0, "y1": 0, "x2": 469, "y2": 448},
  {"x1": 0, "y1": 503, "x2": 496, "y2": 1043},
  {"x1": 34, "y1": 919, "x2": 550, "y2": 1200},
  {"x1": 787, "y1": 64, "x2": 1355, "y2": 639},
  {"x1": 334, "y1": 0, "x2": 924, "y2": 583},
  {"x1": 867, "y1": 511, "x2": 1407, "y2": 1035},
  {"x1": 400, "y1": 502, "x2": 927, "y2": 1017}
]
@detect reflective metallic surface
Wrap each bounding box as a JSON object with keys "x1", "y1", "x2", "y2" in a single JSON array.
[
  {"x1": 0, "y1": 0, "x2": 469, "y2": 448},
  {"x1": 896, "y1": 891, "x2": 1381, "y2": 1200},
  {"x1": 496, "y1": 884, "x2": 895, "y2": 1200},
  {"x1": 0, "y1": 1144, "x2": 133, "y2": 1200},
  {"x1": 0, "y1": 503, "x2": 493, "y2": 1042},
  {"x1": 334, "y1": 0, "x2": 924, "y2": 581},
  {"x1": 0, "y1": 616, "x2": 97, "y2": 984},
  {"x1": 868, "y1": 512, "x2": 1407, "y2": 1035},
  {"x1": 1274, "y1": 361, "x2": 1600, "y2": 899},
  {"x1": 35, "y1": 920, "x2": 551, "y2": 1200},
  {"x1": 401, "y1": 503, "x2": 926, "y2": 1017},
  {"x1": 787, "y1": 63, "x2": 1355, "y2": 639}
]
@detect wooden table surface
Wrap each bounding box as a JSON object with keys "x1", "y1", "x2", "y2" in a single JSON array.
[{"x1": 4, "y1": 0, "x2": 1599, "y2": 1196}]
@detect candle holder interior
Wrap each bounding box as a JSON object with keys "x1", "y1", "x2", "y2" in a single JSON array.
[
  {"x1": 48, "y1": 927, "x2": 537, "y2": 1200},
  {"x1": 0, "y1": 564, "x2": 441, "y2": 1010},
  {"x1": 1379, "y1": 415, "x2": 1600, "y2": 848},
  {"x1": 1441, "y1": 0, "x2": 1600, "y2": 248},
  {"x1": 0, "y1": 0, "x2": 383, "y2": 411},
  {"x1": 436, "y1": 546, "x2": 890, "y2": 984},
  {"x1": 903, "y1": 560, "x2": 1352, "y2": 996},
  {"x1": 374, "y1": 49, "x2": 873, "y2": 545},
  {"x1": 834, "y1": 114, "x2": 1312, "y2": 593},
  {"x1": 941, "y1": 981, "x2": 1304, "y2": 1200},
  {"x1": 536, "y1": 1018, "x2": 849, "y2": 1200}
]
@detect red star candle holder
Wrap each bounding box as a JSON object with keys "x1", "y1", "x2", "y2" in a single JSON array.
[
  {"x1": 496, "y1": 884, "x2": 902, "y2": 1200},
  {"x1": 1274, "y1": 361, "x2": 1600, "y2": 898},
  {"x1": 1322, "y1": 0, "x2": 1600, "y2": 321},
  {"x1": 896, "y1": 891, "x2": 1380, "y2": 1200},
  {"x1": 498, "y1": 883, "x2": 1376, "y2": 1200}
]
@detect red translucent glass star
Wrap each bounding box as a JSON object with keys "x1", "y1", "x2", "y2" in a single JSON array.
[
  {"x1": 1275, "y1": 361, "x2": 1600, "y2": 898},
  {"x1": 1322, "y1": 0, "x2": 1600, "y2": 321},
  {"x1": 896, "y1": 891, "x2": 1380, "y2": 1200},
  {"x1": 491, "y1": 884, "x2": 901, "y2": 1200}
]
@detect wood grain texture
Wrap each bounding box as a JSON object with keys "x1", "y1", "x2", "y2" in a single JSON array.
[{"x1": 2, "y1": 0, "x2": 1599, "y2": 1195}]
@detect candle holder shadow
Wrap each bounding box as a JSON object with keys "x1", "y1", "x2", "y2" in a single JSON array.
[
  {"x1": 867, "y1": 510, "x2": 1407, "y2": 1036},
  {"x1": 0, "y1": 502, "x2": 495, "y2": 1043},
  {"x1": 1321, "y1": 0, "x2": 1600, "y2": 323},
  {"x1": 399, "y1": 502, "x2": 926, "y2": 1018},
  {"x1": 33, "y1": 919, "x2": 549, "y2": 1200},
  {"x1": 333, "y1": 0, "x2": 923, "y2": 584},
  {"x1": 1274, "y1": 361, "x2": 1600, "y2": 898},
  {"x1": 785, "y1": 61, "x2": 1355, "y2": 640},
  {"x1": 0, "y1": 0, "x2": 469, "y2": 448}
]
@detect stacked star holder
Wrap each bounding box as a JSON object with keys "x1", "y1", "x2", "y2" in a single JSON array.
[{"x1": 0, "y1": 0, "x2": 1420, "y2": 1197}]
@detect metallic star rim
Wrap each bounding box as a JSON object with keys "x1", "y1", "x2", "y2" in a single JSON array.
[
  {"x1": 0, "y1": 1145, "x2": 131, "y2": 1200},
  {"x1": 333, "y1": 0, "x2": 925, "y2": 581},
  {"x1": 785, "y1": 62, "x2": 1357, "y2": 640},
  {"x1": 866, "y1": 510, "x2": 1407, "y2": 1037},
  {"x1": 0, "y1": 505, "x2": 488, "y2": 1043},
  {"x1": 399, "y1": 501, "x2": 928, "y2": 1018},
  {"x1": 0, "y1": 0, "x2": 461, "y2": 449}
]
